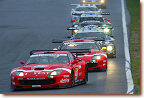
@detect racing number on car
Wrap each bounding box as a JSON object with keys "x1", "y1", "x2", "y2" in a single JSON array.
[{"x1": 75, "y1": 68, "x2": 79, "y2": 80}]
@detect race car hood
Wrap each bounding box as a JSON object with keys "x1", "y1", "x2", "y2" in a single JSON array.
[
  {"x1": 11, "y1": 63, "x2": 71, "y2": 73},
  {"x1": 79, "y1": 37, "x2": 105, "y2": 41}
]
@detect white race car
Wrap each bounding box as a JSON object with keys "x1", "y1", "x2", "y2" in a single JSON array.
[{"x1": 71, "y1": 4, "x2": 101, "y2": 22}]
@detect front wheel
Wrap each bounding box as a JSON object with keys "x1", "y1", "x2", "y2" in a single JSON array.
[
  {"x1": 102, "y1": 67, "x2": 107, "y2": 72},
  {"x1": 69, "y1": 71, "x2": 75, "y2": 87},
  {"x1": 82, "y1": 66, "x2": 88, "y2": 84}
]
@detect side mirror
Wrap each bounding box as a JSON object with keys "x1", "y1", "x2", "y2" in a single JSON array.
[
  {"x1": 110, "y1": 35, "x2": 114, "y2": 38},
  {"x1": 101, "y1": 12, "x2": 110, "y2": 15},
  {"x1": 71, "y1": 60, "x2": 79, "y2": 65},
  {"x1": 20, "y1": 61, "x2": 25, "y2": 65}
]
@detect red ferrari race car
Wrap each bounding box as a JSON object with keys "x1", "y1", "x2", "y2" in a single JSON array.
[
  {"x1": 54, "y1": 39, "x2": 107, "y2": 71},
  {"x1": 10, "y1": 50, "x2": 88, "y2": 90}
]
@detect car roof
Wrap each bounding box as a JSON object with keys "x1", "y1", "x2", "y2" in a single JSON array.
[{"x1": 63, "y1": 39, "x2": 95, "y2": 43}]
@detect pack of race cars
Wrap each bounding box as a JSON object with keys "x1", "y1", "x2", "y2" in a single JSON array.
[{"x1": 10, "y1": 0, "x2": 116, "y2": 90}]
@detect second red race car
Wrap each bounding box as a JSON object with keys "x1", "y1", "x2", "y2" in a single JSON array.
[
  {"x1": 10, "y1": 50, "x2": 88, "y2": 90},
  {"x1": 56, "y1": 39, "x2": 107, "y2": 71}
]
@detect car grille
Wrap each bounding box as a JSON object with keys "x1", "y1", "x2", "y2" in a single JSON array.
[
  {"x1": 19, "y1": 79, "x2": 56, "y2": 85},
  {"x1": 73, "y1": 13, "x2": 81, "y2": 15},
  {"x1": 87, "y1": 63, "x2": 97, "y2": 68}
]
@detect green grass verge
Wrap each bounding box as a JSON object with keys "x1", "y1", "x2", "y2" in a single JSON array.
[{"x1": 126, "y1": 0, "x2": 140, "y2": 94}]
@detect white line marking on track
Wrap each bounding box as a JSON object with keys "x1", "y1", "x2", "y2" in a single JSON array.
[{"x1": 121, "y1": 0, "x2": 134, "y2": 94}]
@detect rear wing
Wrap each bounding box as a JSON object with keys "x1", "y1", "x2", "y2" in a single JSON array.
[
  {"x1": 61, "y1": 49, "x2": 91, "y2": 57},
  {"x1": 101, "y1": 12, "x2": 110, "y2": 15},
  {"x1": 71, "y1": 4, "x2": 103, "y2": 6},
  {"x1": 61, "y1": 49, "x2": 91, "y2": 53},
  {"x1": 67, "y1": 27, "x2": 78, "y2": 30}
]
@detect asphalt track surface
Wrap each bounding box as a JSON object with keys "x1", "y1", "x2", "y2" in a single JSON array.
[{"x1": 0, "y1": 0, "x2": 130, "y2": 94}]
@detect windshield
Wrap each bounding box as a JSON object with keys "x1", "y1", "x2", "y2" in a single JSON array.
[
  {"x1": 79, "y1": 17, "x2": 104, "y2": 22},
  {"x1": 26, "y1": 53, "x2": 69, "y2": 64},
  {"x1": 75, "y1": 7, "x2": 98, "y2": 11},
  {"x1": 81, "y1": 21, "x2": 102, "y2": 27},
  {"x1": 61, "y1": 42, "x2": 99, "y2": 50},
  {"x1": 74, "y1": 32, "x2": 106, "y2": 39}
]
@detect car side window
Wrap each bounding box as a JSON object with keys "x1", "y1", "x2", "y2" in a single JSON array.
[{"x1": 69, "y1": 53, "x2": 75, "y2": 62}]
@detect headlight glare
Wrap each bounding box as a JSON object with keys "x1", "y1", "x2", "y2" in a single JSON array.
[
  {"x1": 101, "y1": 0, "x2": 105, "y2": 3},
  {"x1": 50, "y1": 69, "x2": 62, "y2": 75},
  {"x1": 83, "y1": 0, "x2": 86, "y2": 3},
  {"x1": 107, "y1": 45, "x2": 113, "y2": 51},
  {"x1": 15, "y1": 71, "x2": 24, "y2": 76},
  {"x1": 92, "y1": 55, "x2": 101, "y2": 60},
  {"x1": 104, "y1": 28, "x2": 110, "y2": 32},
  {"x1": 50, "y1": 71, "x2": 57, "y2": 75},
  {"x1": 74, "y1": 29, "x2": 79, "y2": 33}
]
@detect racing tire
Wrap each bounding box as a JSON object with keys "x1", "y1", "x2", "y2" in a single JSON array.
[
  {"x1": 101, "y1": 67, "x2": 107, "y2": 72},
  {"x1": 11, "y1": 86, "x2": 18, "y2": 91},
  {"x1": 82, "y1": 66, "x2": 88, "y2": 84}
]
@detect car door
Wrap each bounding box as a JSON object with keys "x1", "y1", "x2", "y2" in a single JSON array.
[{"x1": 69, "y1": 53, "x2": 82, "y2": 82}]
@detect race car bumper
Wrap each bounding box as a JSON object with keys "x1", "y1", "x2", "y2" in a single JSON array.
[
  {"x1": 87, "y1": 59, "x2": 107, "y2": 70},
  {"x1": 11, "y1": 75, "x2": 70, "y2": 89}
]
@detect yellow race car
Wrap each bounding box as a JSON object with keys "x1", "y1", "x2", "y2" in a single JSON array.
[{"x1": 81, "y1": 0, "x2": 106, "y2": 8}]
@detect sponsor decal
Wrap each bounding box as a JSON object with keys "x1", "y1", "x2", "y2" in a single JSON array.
[
  {"x1": 103, "y1": 60, "x2": 106, "y2": 62},
  {"x1": 75, "y1": 68, "x2": 79, "y2": 80},
  {"x1": 75, "y1": 68, "x2": 79, "y2": 77},
  {"x1": 79, "y1": 66, "x2": 81, "y2": 69},
  {"x1": 27, "y1": 78, "x2": 45, "y2": 80},
  {"x1": 48, "y1": 76, "x2": 53, "y2": 78},
  {"x1": 12, "y1": 81, "x2": 15, "y2": 85},
  {"x1": 103, "y1": 64, "x2": 106, "y2": 66},
  {"x1": 32, "y1": 85, "x2": 41, "y2": 87},
  {"x1": 91, "y1": 60, "x2": 98, "y2": 63},
  {"x1": 79, "y1": 72, "x2": 82, "y2": 76},
  {"x1": 17, "y1": 78, "x2": 23, "y2": 80},
  {"x1": 60, "y1": 79, "x2": 69, "y2": 83},
  {"x1": 63, "y1": 75, "x2": 69, "y2": 78}
]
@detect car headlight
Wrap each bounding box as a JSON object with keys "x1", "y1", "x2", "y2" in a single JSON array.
[
  {"x1": 82, "y1": 0, "x2": 86, "y2": 3},
  {"x1": 15, "y1": 71, "x2": 24, "y2": 76},
  {"x1": 74, "y1": 29, "x2": 79, "y2": 34},
  {"x1": 101, "y1": 0, "x2": 105, "y2": 3},
  {"x1": 92, "y1": 55, "x2": 101, "y2": 60},
  {"x1": 50, "y1": 70, "x2": 62, "y2": 75},
  {"x1": 104, "y1": 28, "x2": 110, "y2": 32},
  {"x1": 107, "y1": 45, "x2": 113, "y2": 51}
]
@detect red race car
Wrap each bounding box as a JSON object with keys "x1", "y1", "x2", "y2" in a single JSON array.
[
  {"x1": 10, "y1": 50, "x2": 88, "y2": 90},
  {"x1": 57, "y1": 39, "x2": 107, "y2": 71}
]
